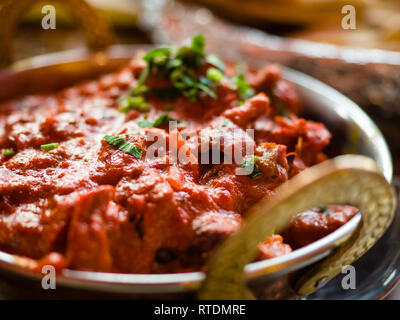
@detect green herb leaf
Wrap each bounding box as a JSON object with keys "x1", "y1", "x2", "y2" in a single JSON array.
[
  {"x1": 127, "y1": 35, "x2": 222, "y2": 104},
  {"x1": 125, "y1": 130, "x2": 140, "y2": 135},
  {"x1": 231, "y1": 74, "x2": 255, "y2": 102},
  {"x1": 274, "y1": 96, "x2": 291, "y2": 118},
  {"x1": 138, "y1": 114, "x2": 189, "y2": 128},
  {"x1": 317, "y1": 205, "x2": 333, "y2": 214},
  {"x1": 142, "y1": 47, "x2": 172, "y2": 65},
  {"x1": 206, "y1": 54, "x2": 225, "y2": 71},
  {"x1": 103, "y1": 135, "x2": 142, "y2": 159},
  {"x1": 221, "y1": 120, "x2": 231, "y2": 127},
  {"x1": 138, "y1": 120, "x2": 155, "y2": 128},
  {"x1": 119, "y1": 96, "x2": 150, "y2": 113},
  {"x1": 241, "y1": 156, "x2": 262, "y2": 179},
  {"x1": 41, "y1": 143, "x2": 59, "y2": 151},
  {"x1": 153, "y1": 114, "x2": 174, "y2": 127},
  {"x1": 206, "y1": 68, "x2": 223, "y2": 83},
  {"x1": 2, "y1": 149, "x2": 14, "y2": 156},
  {"x1": 190, "y1": 34, "x2": 206, "y2": 55},
  {"x1": 197, "y1": 82, "x2": 217, "y2": 99}
]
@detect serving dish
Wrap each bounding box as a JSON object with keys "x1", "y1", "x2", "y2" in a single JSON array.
[
  {"x1": 0, "y1": 0, "x2": 397, "y2": 300},
  {"x1": 0, "y1": 44, "x2": 395, "y2": 299}
]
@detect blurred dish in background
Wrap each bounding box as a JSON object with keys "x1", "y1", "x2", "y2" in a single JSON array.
[
  {"x1": 187, "y1": 0, "x2": 400, "y2": 51},
  {"x1": 5, "y1": 0, "x2": 149, "y2": 62},
  {"x1": 22, "y1": 0, "x2": 140, "y2": 27},
  {"x1": 186, "y1": 0, "x2": 362, "y2": 25},
  {"x1": 292, "y1": 0, "x2": 400, "y2": 51}
]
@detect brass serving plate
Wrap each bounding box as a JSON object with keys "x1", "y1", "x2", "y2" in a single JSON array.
[{"x1": 0, "y1": 46, "x2": 395, "y2": 299}]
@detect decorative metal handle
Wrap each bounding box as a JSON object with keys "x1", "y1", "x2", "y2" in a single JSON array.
[
  {"x1": 198, "y1": 155, "x2": 397, "y2": 299},
  {"x1": 0, "y1": 0, "x2": 114, "y2": 68}
]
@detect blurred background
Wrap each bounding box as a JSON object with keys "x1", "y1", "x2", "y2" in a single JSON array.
[
  {"x1": 4, "y1": 0, "x2": 400, "y2": 299},
  {"x1": 14, "y1": 0, "x2": 400, "y2": 55},
  {"x1": 10, "y1": 0, "x2": 400, "y2": 170},
  {"x1": 13, "y1": 0, "x2": 400, "y2": 53}
]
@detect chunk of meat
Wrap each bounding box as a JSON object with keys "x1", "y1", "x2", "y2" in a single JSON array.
[
  {"x1": 283, "y1": 205, "x2": 359, "y2": 249},
  {"x1": 197, "y1": 117, "x2": 256, "y2": 164},
  {"x1": 66, "y1": 186, "x2": 114, "y2": 272},
  {"x1": 192, "y1": 210, "x2": 242, "y2": 252},
  {"x1": 255, "y1": 115, "x2": 331, "y2": 173},
  {"x1": 0, "y1": 196, "x2": 72, "y2": 258},
  {"x1": 255, "y1": 142, "x2": 289, "y2": 182},
  {"x1": 249, "y1": 64, "x2": 301, "y2": 115},
  {"x1": 0, "y1": 140, "x2": 99, "y2": 204},
  {"x1": 249, "y1": 64, "x2": 282, "y2": 91},
  {"x1": 258, "y1": 234, "x2": 292, "y2": 260},
  {"x1": 222, "y1": 93, "x2": 270, "y2": 127}
]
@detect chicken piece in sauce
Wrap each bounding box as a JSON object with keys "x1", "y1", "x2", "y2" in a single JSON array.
[{"x1": 0, "y1": 36, "x2": 357, "y2": 273}]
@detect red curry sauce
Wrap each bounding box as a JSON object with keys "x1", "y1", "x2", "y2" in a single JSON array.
[{"x1": 0, "y1": 37, "x2": 357, "y2": 273}]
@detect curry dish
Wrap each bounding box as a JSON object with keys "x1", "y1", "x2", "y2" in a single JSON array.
[{"x1": 0, "y1": 36, "x2": 357, "y2": 274}]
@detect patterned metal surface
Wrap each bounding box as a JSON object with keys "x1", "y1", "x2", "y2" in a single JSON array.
[{"x1": 199, "y1": 155, "x2": 397, "y2": 299}]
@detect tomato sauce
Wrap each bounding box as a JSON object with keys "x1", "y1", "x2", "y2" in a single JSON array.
[{"x1": 0, "y1": 47, "x2": 357, "y2": 273}]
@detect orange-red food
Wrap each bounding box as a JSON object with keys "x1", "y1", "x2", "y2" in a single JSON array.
[{"x1": 0, "y1": 48, "x2": 357, "y2": 273}]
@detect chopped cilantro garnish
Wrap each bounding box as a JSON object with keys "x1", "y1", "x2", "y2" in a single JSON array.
[
  {"x1": 41, "y1": 143, "x2": 58, "y2": 151},
  {"x1": 231, "y1": 74, "x2": 255, "y2": 103},
  {"x1": 138, "y1": 120, "x2": 155, "y2": 128},
  {"x1": 206, "y1": 68, "x2": 223, "y2": 83},
  {"x1": 153, "y1": 114, "x2": 174, "y2": 127},
  {"x1": 221, "y1": 120, "x2": 231, "y2": 127},
  {"x1": 175, "y1": 34, "x2": 206, "y2": 69},
  {"x1": 206, "y1": 54, "x2": 225, "y2": 72},
  {"x1": 121, "y1": 34, "x2": 222, "y2": 110},
  {"x1": 164, "y1": 104, "x2": 174, "y2": 111},
  {"x1": 241, "y1": 156, "x2": 262, "y2": 179},
  {"x1": 197, "y1": 76, "x2": 217, "y2": 99},
  {"x1": 121, "y1": 35, "x2": 259, "y2": 113},
  {"x1": 119, "y1": 96, "x2": 150, "y2": 113},
  {"x1": 2, "y1": 149, "x2": 14, "y2": 156},
  {"x1": 190, "y1": 34, "x2": 206, "y2": 55},
  {"x1": 142, "y1": 47, "x2": 172, "y2": 65},
  {"x1": 125, "y1": 130, "x2": 140, "y2": 135},
  {"x1": 138, "y1": 114, "x2": 188, "y2": 128},
  {"x1": 103, "y1": 135, "x2": 142, "y2": 159},
  {"x1": 274, "y1": 96, "x2": 291, "y2": 118},
  {"x1": 317, "y1": 205, "x2": 333, "y2": 214}
]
